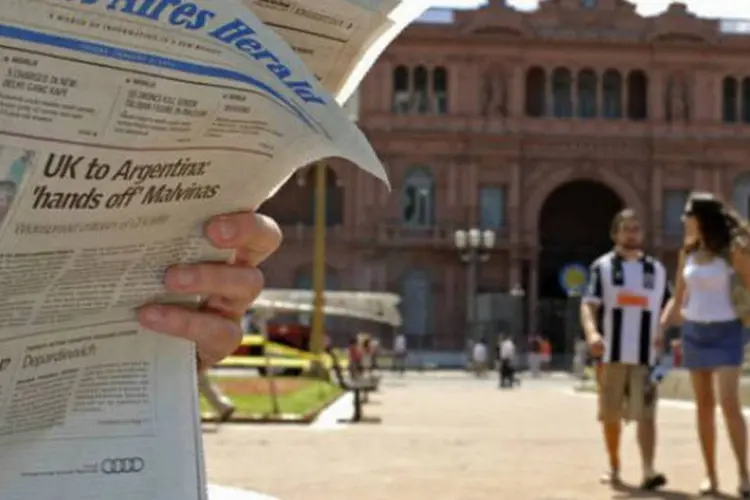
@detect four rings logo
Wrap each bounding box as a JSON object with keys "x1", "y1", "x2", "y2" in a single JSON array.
[{"x1": 100, "y1": 457, "x2": 145, "y2": 475}]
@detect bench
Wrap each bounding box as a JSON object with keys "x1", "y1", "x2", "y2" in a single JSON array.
[{"x1": 325, "y1": 348, "x2": 382, "y2": 423}]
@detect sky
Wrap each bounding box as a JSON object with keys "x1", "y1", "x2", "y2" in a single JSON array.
[{"x1": 424, "y1": 0, "x2": 750, "y2": 19}]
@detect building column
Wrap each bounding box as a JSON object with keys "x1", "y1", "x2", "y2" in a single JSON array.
[
  {"x1": 528, "y1": 250, "x2": 539, "y2": 334},
  {"x1": 546, "y1": 69, "x2": 554, "y2": 116},
  {"x1": 426, "y1": 66, "x2": 434, "y2": 114},
  {"x1": 714, "y1": 164, "x2": 725, "y2": 198},
  {"x1": 509, "y1": 251, "x2": 522, "y2": 290},
  {"x1": 571, "y1": 73, "x2": 578, "y2": 118},
  {"x1": 509, "y1": 161, "x2": 522, "y2": 244},
  {"x1": 510, "y1": 65, "x2": 525, "y2": 117},
  {"x1": 466, "y1": 162, "x2": 478, "y2": 225},
  {"x1": 651, "y1": 70, "x2": 665, "y2": 123},
  {"x1": 651, "y1": 161, "x2": 663, "y2": 250},
  {"x1": 381, "y1": 61, "x2": 392, "y2": 112}
]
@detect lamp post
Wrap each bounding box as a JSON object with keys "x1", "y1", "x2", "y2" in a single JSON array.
[
  {"x1": 509, "y1": 283, "x2": 526, "y2": 346},
  {"x1": 309, "y1": 160, "x2": 328, "y2": 379},
  {"x1": 454, "y1": 228, "x2": 495, "y2": 343}
]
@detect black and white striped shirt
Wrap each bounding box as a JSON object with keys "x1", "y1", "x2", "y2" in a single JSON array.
[{"x1": 583, "y1": 251, "x2": 671, "y2": 366}]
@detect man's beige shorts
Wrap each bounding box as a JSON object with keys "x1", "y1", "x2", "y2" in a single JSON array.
[{"x1": 598, "y1": 363, "x2": 657, "y2": 423}]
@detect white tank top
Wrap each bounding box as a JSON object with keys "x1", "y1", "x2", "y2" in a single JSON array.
[{"x1": 682, "y1": 254, "x2": 737, "y2": 322}]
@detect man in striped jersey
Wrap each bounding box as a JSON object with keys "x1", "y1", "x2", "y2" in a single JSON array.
[{"x1": 580, "y1": 208, "x2": 671, "y2": 491}]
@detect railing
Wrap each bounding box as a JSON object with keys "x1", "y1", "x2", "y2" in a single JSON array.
[
  {"x1": 278, "y1": 220, "x2": 510, "y2": 249},
  {"x1": 361, "y1": 113, "x2": 750, "y2": 140}
]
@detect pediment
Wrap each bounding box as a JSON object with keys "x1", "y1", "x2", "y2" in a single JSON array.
[
  {"x1": 454, "y1": 1, "x2": 529, "y2": 38},
  {"x1": 521, "y1": 0, "x2": 650, "y2": 40},
  {"x1": 647, "y1": 3, "x2": 718, "y2": 44}
]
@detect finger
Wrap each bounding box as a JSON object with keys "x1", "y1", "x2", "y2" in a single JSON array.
[
  {"x1": 138, "y1": 305, "x2": 242, "y2": 366},
  {"x1": 204, "y1": 295, "x2": 251, "y2": 320},
  {"x1": 164, "y1": 263, "x2": 264, "y2": 303},
  {"x1": 205, "y1": 212, "x2": 282, "y2": 266}
]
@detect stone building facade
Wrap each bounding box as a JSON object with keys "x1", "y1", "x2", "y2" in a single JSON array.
[{"x1": 261, "y1": 0, "x2": 750, "y2": 351}]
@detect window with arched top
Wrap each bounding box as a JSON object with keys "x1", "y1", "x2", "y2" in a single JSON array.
[
  {"x1": 525, "y1": 66, "x2": 546, "y2": 117},
  {"x1": 400, "y1": 269, "x2": 433, "y2": 336},
  {"x1": 433, "y1": 66, "x2": 448, "y2": 115},
  {"x1": 402, "y1": 168, "x2": 435, "y2": 227},
  {"x1": 551, "y1": 67, "x2": 572, "y2": 118},
  {"x1": 259, "y1": 173, "x2": 314, "y2": 225},
  {"x1": 602, "y1": 69, "x2": 622, "y2": 119},
  {"x1": 392, "y1": 65, "x2": 411, "y2": 114},
  {"x1": 733, "y1": 173, "x2": 750, "y2": 219},
  {"x1": 723, "y1": 76, "x2": 738, "y2": 123},
  {"x1": 577, "y1": 69, "x2": 597, "y2": 119},
  {"x1": 412, "y1": 66, "x2": 430, "y2": 114},
  {"x1": 742, "y1": 78, "x2": 750, "y2": 124},
  {"x1": 627, "y1": 70, "x2": 648, "y2": 121}
]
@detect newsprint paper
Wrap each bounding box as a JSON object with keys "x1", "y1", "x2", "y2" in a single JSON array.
[{"x1": 0, "y1": 0, "x2": 430, "y2": 499}]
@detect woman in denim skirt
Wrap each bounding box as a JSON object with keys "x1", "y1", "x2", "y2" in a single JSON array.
[{"x1": 659, "y1": 192, "x2": 750, "y2": 497}]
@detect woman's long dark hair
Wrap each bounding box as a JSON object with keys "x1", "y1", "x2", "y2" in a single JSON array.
[{"x1": 683, "y1": 191, "x2": 746, "y2": 254}]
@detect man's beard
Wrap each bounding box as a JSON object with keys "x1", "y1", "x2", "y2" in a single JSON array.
[{"x1": 620, "y1": 241, "x2": 641, "y2": 250}]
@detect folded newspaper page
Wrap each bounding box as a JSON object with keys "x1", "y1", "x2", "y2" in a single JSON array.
[
  {"x1": 244, "y1": 0, "x2": 413, "y2": 104},
  {"x1": 0, "y1": 0, "x2": 416, "y2": 498}
]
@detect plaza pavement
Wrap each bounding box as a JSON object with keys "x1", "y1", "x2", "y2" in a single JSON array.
[{"x1": 203, "y1": 372, "x2": 744, "y2": 500}]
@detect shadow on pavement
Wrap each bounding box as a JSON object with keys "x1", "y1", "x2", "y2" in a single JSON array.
[{"x1": 611, "y1": 481, "x2": 733, "y2": 499}]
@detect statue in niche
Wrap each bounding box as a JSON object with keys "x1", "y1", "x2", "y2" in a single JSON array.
[
  {"x1": 666, "y1": 74, "x2": 690, "y2": 123},
  {"x1": 480, "y1": 67, "x2": 508, "y2": 117}
]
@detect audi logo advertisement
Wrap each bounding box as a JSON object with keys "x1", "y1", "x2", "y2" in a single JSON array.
[{"x1": 100, "y1": 457, "x2": 145, "y2": 475}]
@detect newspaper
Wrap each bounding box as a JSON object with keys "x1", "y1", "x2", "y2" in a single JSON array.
[
  {"x1": 243, "y1": 0, "x2": 426, "y2": 104},
  {"x1": 0, "y1": 0, "x2": 431, "y2": 499}
]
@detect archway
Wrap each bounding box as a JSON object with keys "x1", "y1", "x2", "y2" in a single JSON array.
[
  {"x1": 536, "y1": 180, "x2": 623, "y2": 357},
  {"x1": 538, "y1": 180, "x2": 623, "y2": 297}
]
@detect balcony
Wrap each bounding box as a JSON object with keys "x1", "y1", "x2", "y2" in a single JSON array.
[
  {"x1": 361, "y1": 113, "x2": 750, "y2": 142},
  {"x1": 278, "y1": 221, "x2": 510, "y2": 250},
  {"x1": 278, "y1": 223, "x2": 363, "y2": 244},
  {"x1": 375, "y1": 220, "x2": 510, "y2": 249}
]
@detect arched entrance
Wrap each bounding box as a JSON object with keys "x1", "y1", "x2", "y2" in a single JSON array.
[{"x1": 537, "y1": 180, "x2": 623, "y2": 355}]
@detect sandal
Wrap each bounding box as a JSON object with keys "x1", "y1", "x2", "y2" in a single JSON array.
[
  {"x1": 600, "y1": 469, "x2": 621, "y2": 485},
  {"x1": 641, "y1": 473, "x2": 667, "y2": 491},
  {"x1": 739, "y1": 479, "x2": 750, "y2": 499},
  {"x1": 698, "y1": 478, "x2": 718, "y2": 497}
]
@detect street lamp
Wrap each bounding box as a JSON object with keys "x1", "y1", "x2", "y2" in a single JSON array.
[
  {"x1": 509, "y1": 283, "x2": 526, "y2": 346},
  {"x1": 454, "y1": 228, "x2": 495, "y2": 343}
]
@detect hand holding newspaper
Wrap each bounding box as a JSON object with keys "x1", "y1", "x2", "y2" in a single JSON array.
[{"x1": 0, "y1": 0, "x2": 431, "y2": 499}]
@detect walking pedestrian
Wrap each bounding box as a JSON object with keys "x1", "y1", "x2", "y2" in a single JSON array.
[
  {"x1": 657, "y1": 192, "x2": 750, "y2": 497},
  {"x1": 540, "y1": 337, "x2": 552, "y2": 372},
  {"x1": 347, "y1": 336, "x2": 363, "y2": 384},
  {"x1": 198, "y1": 370, "x2": 236, "y2": 423},
  {"x1": 580, "y1": 208, "x2": 670, "y2": 491},
  {"x1": 392, "y1": 332, "x2": 407, "y2": 374},
  {"x1": 472, "y1": 339, "x2": 488, "y2": 378},
  {"x1": 498, "y1": 335, "x2": 517, "y2": 388}
]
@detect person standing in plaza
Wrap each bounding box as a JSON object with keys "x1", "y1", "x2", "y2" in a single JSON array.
[
  {"x1": 347, "y1": 336, "x2": 363, "y2": 383},
  {"x1": 392, "y1": 332, "x2": 407, "y2": 375},
  {"x1": 658, "y1": 192, "x2": 750, "y2": 497},
  {"x1": 580, "y1": 208, "x2": 670, "y2": 491},
  {"x1": 472, "y1": 338, "x2": 488, "y2": 377},
  {"x1": 573, "y1": 338, "x2": 588, "y2": 382},
  {"x1": 497, "y1": 334, "x2": 517, "y2": 388},
  {"x1": 539, "y1": 337, "x2": 552, "y2": 372}
]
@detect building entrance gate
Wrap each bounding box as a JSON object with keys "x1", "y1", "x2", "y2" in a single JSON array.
[{"x1": 536, "y1": 180, "x2": 623, "y2": 362}]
